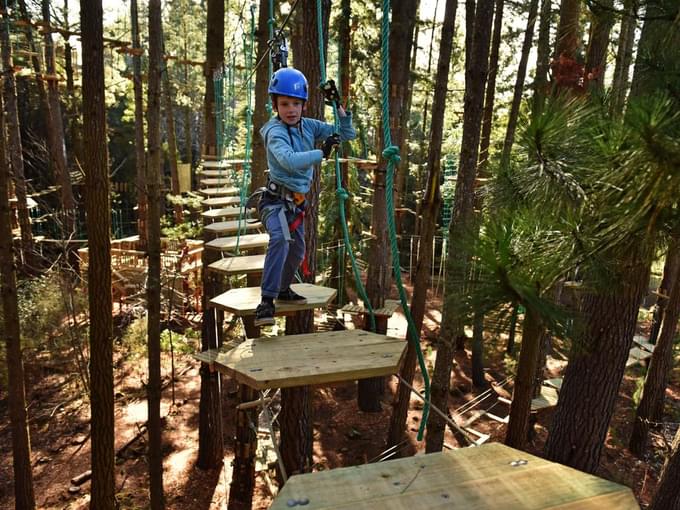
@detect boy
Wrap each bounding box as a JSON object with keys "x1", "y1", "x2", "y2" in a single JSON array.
[{"x1": 254, "y1": 67, "x2": 356, "y2": 327}]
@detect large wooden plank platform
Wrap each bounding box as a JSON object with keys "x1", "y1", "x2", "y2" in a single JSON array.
[
  {"x1": 210, "y1": 283, "x2": 335, "y2": 315},
  {"x1": 208, "y1": 254, "x2": 265, "y2": 275},
  {"x1": 202, "y1": 196, "x2": 242, "y2": 207},
  {"x1": 209, "y1": 329, "x2": 406, "y2": 390},
  {"x1": 198, "y1": 186, "x2": 240, "y2": 197},
  {"x1": 271, "y1": 443, "x2": 638, "y2": 510},
  {"x1": 204, "y1": 219, "x2": 262, "y2": 235},
  {"x1": 205, "y1": 233, "x2": 270, "y2": 253}
]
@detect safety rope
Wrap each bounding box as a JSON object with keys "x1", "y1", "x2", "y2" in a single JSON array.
[
  {"x1": 380, "y1": 0, "x2": 431, "y2": 439},
  {"x1": 315, "y1": 0, "x2": 376, "y2": 332}
]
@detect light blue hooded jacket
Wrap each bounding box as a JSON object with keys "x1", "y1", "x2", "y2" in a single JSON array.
[{"x1": 260, "y1": 113, "x2": 356, "y2": 193}]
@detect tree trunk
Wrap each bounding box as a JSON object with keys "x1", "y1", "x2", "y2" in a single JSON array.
[
  {"x1": 0, "y1": 94, "x2": 35, "y2": 510},
  {"x1": 629, "y1": 246, "x2": 680, "y2": 456},
  {"x1": 427, "y1": 0, "x2": 494, "y2": 453},
  {"x1": 197, "y1": 0, "x2": 225, "y2": 470},
  {"x1": 500, "y1": 0, "x2": 540, "y2": 168},
  {"x1": 610, "y1": 0, "x2": 637, "y2": 115},
  {"x1": 162, "y1": 41, "x2": 183, "y2": 224},
  {"x1": 387, "y1": 0, "x2": 458, "y2": 451},
  {"x1": 228, "y1": 384, "x2": 258, "y2": 509},
  {"x1": 202, "y1": 0, "x2": 224, "y2": 156},
  {"x1": 629, "y1": 0, "x2": 679, "y2": 111},
  {"x1": 554, "y1": 0, "x2": 581, "y2": 59},
  {"x1": 584, "y1": 0, "x2": 614, "y2": 93},
  {"x1": 544, "y1": 259, "x2": 650, "y2": 473},
  {"x1": 649, "y1": 426, "x2": 680, "y2": 510},
  {"x1": 81, "y1": 1, "x2": 115, "y2": 506},
  {"x1": 532, "y1": 0, "x2": 552, "y2": 115},
  {"x1": 477, "y1": 0, "x2": 504, "y2": 172},
  {"x1": 505, "y1": 308, "x2": 542, "y2": 448},
  {"x1": 649, "y1": 241, "x2": 680, "y2": 345},
  {"x1": 42, "y1": 0, "x2": 76, "y2": 236},
  {"x1": 360, "y1": 0, "x2": 418, "y2": 412},
  {"x1": 63, "y1": 0, "x2": 83, "y2": 175},
  {"x1": 251, "y1": 0, "x2": 270, "y2": 192},
  {"x1": 329, "y1": 0, "x2": 352, "y2": 305},
  {"x1": 1, "y1": 7, "x2": 33, "y2": 269},
  {"x1": 147, "y1": 0, "x2": 165, "y2": 507},
  {"x1": 276, "y1": 0, "x2": 331, "y2": 478},
  {"x1": 131, "y1": 0, "x2": 147, "y2": 245}
]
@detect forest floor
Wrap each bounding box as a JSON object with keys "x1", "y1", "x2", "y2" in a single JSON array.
[{"x1": 1, "y1": 285, "x2": 679, "y2": 509}]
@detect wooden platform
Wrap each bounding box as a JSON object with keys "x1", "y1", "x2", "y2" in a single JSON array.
[
  {"x1": 198, "y1": 186, "x2": 240, "y2": 197},
  {"x1": 200, "y1": 178, "x2": 238, "y2": 187},
  {"x1": 200, "y1": 159, "x2": 249, "y2": 169},
  {"x1": 210, "y1": 283, "x2": 335, "y2": 315},
  {"x1": 626, "y1": 347, "x2": 653, "y2": 367},
  {"x1": 204, "y1": 219, "x2": 262, "y2": 235},
  {"x1": 198, "y1": 169, "x2": 233, "y2": 177},
  {"x1": 270, "y1": 443, "x2": 638, "y2": 509},
  {"x1": 206, "y1": 329, "x2": 406, "y2": 390},
  {"x1": 208, "y1": 253, "x2": 265, "y2": 275},
  {"x1": 202, "y1": 196, "x2": 242, "y2": 207},
  {"x1": 340, "y1": 299, "x2": 401, "y2": 318},
  {"x1": 201, "y1": 207, "x2": 243, "y2": 220},
  {"x1": 530, "y1": 385, "x2": 559, "y2": 411},
  {"x1": 205, "y1": 233, "x2": 269, "y2": 253}
]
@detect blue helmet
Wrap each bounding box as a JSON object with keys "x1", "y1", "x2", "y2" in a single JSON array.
[{"x1": 268, "y1": 67, "x2": 308, "y2": 101}]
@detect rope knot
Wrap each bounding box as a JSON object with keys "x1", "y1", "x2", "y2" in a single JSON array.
[
  {"x1": 382, "y1": 145, "x2": 401, "y2": 164},
  {"x1": 336, "y1": 187, "x2": 349, "y2": 201}
]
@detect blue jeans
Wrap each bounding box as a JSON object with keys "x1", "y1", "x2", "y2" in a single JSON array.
[{"x1": 259, "y1": 196, "x2": 305, "y2": 299}]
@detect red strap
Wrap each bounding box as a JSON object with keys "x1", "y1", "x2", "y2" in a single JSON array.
[
  {"x1": 288, "y1": 211, "x2": 311, "y2": 277},
  {"x1": 288, "y1": 210, "x2": 305, "y2": 232}
]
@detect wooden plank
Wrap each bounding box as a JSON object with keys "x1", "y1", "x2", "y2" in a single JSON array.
[
  {"x1": 633, "y1": 335, "x2": 655, "y2": 353},
  {"x1": 201, "y1": 207, "x2": 242, "y2": 220},
  {"x1": 204, "y1": 219, "x2": 262, "y2": 235},
  {"x1": 211, "y1": 329, "x2": 406, "y2": 390},
  {"x1": 198, "y1": 169, "x2": 233, "y2": 177},
  {"x1": 340, "y1": 299, "x2": 400, "y2": 318},
  {"x1": 208, "y1": 254, "x2": 265, "y2": 275},
  {"x1": 531, "y1": 385, "x2": 559, "y2": 411},
  {"x1": 210, "y1": 283, "x2": 335, "y2": 315},
  {"x1": 544, "y1": 377, "x2": 563, "y2": 392},
  {"x1": 271, "y1": 443, "x2": 638, "y2": 510},
  {"x1": 205, "y1": 233, "x2": 269, "y2": 253},
  {"x1": 198, "y1": 186, "x2": 240, "y2": 197},
  {"x1": 200, "y1": 178, "x2": 239, "y2": 187},
  {"x1": 626, "y1": 347, "x2": 653, "y2": 367},
  {"x1": 202, "y1": 196, "x2": 242, "y2": 207}
]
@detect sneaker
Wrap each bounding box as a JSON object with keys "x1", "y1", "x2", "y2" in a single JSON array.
[
  {"x1": 254, "y1": 301, "x2": 276, "y2": 327},
  {"x1": 277, "y1": 288, "x2": 307, "y2": 304}
]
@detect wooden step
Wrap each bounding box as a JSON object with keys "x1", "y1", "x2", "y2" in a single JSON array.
[
  {"x1": 208, "y1": 253, "x2": 265, "y2": 276},
  {"x1": 198, "y1": 169, "x2": 233, "y2": 177},
  {"x1": 204, "y1": 219, "x2": 262, "y2": 236},
  {"x1": 198, "y1": 186, "x2": 240, "y2": 197},
  {"x1": 200, "y1": 178, "x2": 239, "y2": 187},
  {"x1": 202, "y1": 196, "x2": 242, "y2": 207},
  {"x1": 340, "y1": 299, "x2": 400, "y2": 318},
  {"x1": 626, "y1": 346, "x2": 653, "y2": 367},
  {"x1": 201, "y1": 159, "x2": 249, "y2": 169},
  {"x1": 201, "y1": 207, "x2": 243, "y2": 220},
  {"x1": 210, "y1": 283, "x2": 336, "y2": 316},
  {"x1": 205, "y1": 233, "x2": 269, "y2": 253}
]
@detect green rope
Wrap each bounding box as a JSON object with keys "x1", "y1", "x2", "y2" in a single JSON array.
[
  {"x1": 315, "y1": 0, "x2": 375, "y2": 332},
  {"x1": 380, "y1": 0, "x2": 430, "y2": 440}
]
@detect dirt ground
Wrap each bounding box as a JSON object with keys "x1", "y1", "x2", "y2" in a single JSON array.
[{"x1": 1, "y1": 289, "x2": 678, "y2": 509}]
